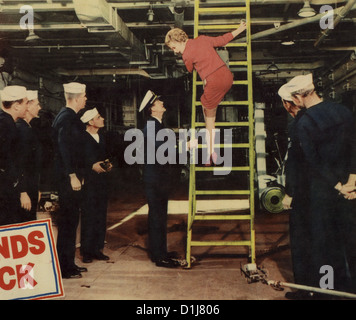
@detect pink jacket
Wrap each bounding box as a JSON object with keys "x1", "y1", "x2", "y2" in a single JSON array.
[{"x1": 182, "y1": 32, "x2": 234, "y2": 80}]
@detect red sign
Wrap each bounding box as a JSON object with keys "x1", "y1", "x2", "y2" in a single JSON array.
[{"x1": 0, "y1": 219, "x2": 64, "y2": 300}]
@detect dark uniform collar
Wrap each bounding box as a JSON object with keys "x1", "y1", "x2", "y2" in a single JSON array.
[
  {"x1": 0, "y1": 109, "x2": 16, "y2": 123},
  {"x1": 150, "y1": 116, "x2": 163, "y2": 124}
]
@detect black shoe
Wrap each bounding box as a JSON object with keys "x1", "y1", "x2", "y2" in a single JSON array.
[
  {"x1": 82, "y1": 255, "x2": 93, "y2": 263},
  {"x1": 166, "y1": 251, "x2": 180, "y2": 259},
  {"x1": 75, "y1": 265, "x2": 88, "y2": 273},
  {"x1": 62, "y1": 269, "x2": 82, "y2": 279},
  {"x1": 309, "y1": 292, "x2": 334, "y2": 300},
  {"x1": 155, "y1": 258, "x2": 180, "y2": 268},
  {"x1": 285, "y1": 290, "x2": 312, "y2": 300},
  {"x1": 93, "y1": 252, "x2": 110, "y2": 261}
]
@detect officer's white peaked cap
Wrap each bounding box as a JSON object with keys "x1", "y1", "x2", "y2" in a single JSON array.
[
  {"x1": 139, "y1": 90, "x2": 160, "y2": 112},
  {"x1": 81, "y1": 108, "x2": 99, "y2": 123},
  {"x1": 278, "y1": 84, "x2": 293, "y2": 101},
  {"x1": 27, "y1": 90, "x2": 38, "y2": 101},
  {"x1": 285, "y1": 74, "x2": 314, "y2": 94},
  {"x1": 0, "y1": 85, "x2": 27, "y2": 102},
  {"x1": 63, "y1": 82, "x2": 86, "y2": 94}
]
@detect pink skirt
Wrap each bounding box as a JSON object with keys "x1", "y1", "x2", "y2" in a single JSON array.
[{"x1": 200, "y1": 65, "x2": 234, "y2": 110}]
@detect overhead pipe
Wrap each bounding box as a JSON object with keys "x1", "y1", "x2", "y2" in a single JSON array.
[
  {"x1": 173, "y1": 7, "x2": 185, "y2": 29},
  {"x1": 55, "y1": 68, "x2": 150, "y2": 78},
  {"x1": 332, "y1": 68, "x2": 356, "y2": 87},
  {"x1": 72, "y1": 0, "x2": 145, "y2": 59},
  {"x1": 167, "y1": 2, "x2": 186, "y2": 29},
  {"x1": 238, "y1": 6, "x2": 347, "y2": 42},
  {"x1": 314, "y1": 0, "x2": 356, "y2": 48}
]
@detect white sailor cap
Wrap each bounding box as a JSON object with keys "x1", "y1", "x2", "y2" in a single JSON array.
[
  {"x1": 139, "y1": 90, "x2": 160, "y2": 112},
  {"x1": 0, "y1": 85, "x2": 27, "y2": 102},
  {"x1": 285, "y1": 74, "x2": 314, "y2": 94},
  {"x1": 27, "y1": 90, "x2": 38, "y2": 101},
  {"x1": 63, "y1": 82, "x2": 86, "y2": 94},
  {"x1": 80, "y1": 108, "x2": 99, "y2": 123},
  {"x1": 278, "y1": 84, "x2": 293, "y2": 101}
]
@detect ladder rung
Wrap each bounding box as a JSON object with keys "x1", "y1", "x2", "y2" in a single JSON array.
[
  {"x1": 198, "y1": 7, "x2": 247, "y2": 14},
  {"x1": 195, "y1": 81, "x2": 248, "y2": 86},
  {"x1": 195, "y1": 101, "x2": 249, "y2": 106},
  {"x1": 194, "y1": 215, "x2": 252, "y2": 221},
  {"x1": 215, "y1": 144, "x2": 250, "y2": 148},
  {"x1": 233, "y1": 80, "x2": 248, "y2": 85},
  {"x1": 229, "y1": 61, "x2": 248, "y2": 66},
  {"x1": 195, "y1": 166, "x2": 250, "y2": 172},
  {"x1": 196, "y1": 190, "x2": 251, "y2": 195},
  {"x1": 197, "y1": 143, "x2": 250, "y2": 148},
  {"x1": 219, "y1": 101, "x2": 249, "y2": 105},
  {"x1": 198, "y1": 24, "x2": 241, "y2": 30},
  {"x1": 195, "y1": 121, "x2": 250, "y2": 127},
  {"x1": 190, "y1": 240, "x2": 252, "y2": 247},
  {"x1": 226, "y1": 42, "x2": 248, "y2": 48}
]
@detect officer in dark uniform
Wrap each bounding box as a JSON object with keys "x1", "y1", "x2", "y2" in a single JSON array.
[
  {"x1": 52, "y1": 82, "x2": 87, "y2": 279},
  {"x1": 16, "y1": 90, "x2": 42, "y2": 222},
  {"x1": 287, "y1": 74, "x2": 356, "y2": 294},
  {"x1": 139, "y1": 90, "x2": 181, "y2": 268},
  {"x1": 0, "y1": 86, "x2": 28, "y2": 226},
  {"x1": 278, "y1": 83, "x2": 312, "y2": 299},
  {"x1": 80, "y1": 108, "x2": 112, "y2": 263}
]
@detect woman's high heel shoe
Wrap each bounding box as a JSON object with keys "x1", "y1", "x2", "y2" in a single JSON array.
[{"x1": 204, "y1": 152, "x2": 218, "y2": 167}]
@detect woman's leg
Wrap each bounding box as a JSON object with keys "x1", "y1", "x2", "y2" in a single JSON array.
[{"x1": 202, "y1": 106, "x2": 217, "y2": 163}]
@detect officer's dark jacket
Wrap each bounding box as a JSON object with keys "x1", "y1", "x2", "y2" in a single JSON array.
[
  {"x1": 16, "y1": 118, "x2": 42, "y2": 194},
  {"x1": 142, "y1": 117, "x2": 171, "y2": 184},
  {"x1": 52, "y1": 107, "x2": 86, "y2": 179},
  {"x1": 285, "y1": 109, "x2": 308, "y2": 199},
  {"x1": 296, "y1": 101, "x2": 356, "y2": 188},
  {"x1": 0, "y1": 110, "x2": 22, "y2": 194}
]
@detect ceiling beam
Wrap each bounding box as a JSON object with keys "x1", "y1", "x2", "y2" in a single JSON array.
[
  {"x1": 1, "y1": 16, "x2": 355, "y2": 32},
  {"x1": 0, "y1": 0, "x2": 347, "y2": 12},
  {"x1": 0, "y1": 23, "x2": 84, "y2": 31},
  {"x1": 237, "y1": 5, "x2": 353, "y2": 42},
  {"x1": 0, "y1": 3, "x2": 75, "y2": 12},
  {"x1": 124, "y1": 17, "x2": 356, "y2": 29},
  {"x1": 56, "y1": 67, "x2": 150, "y2": 78},
  {"x1": 108, "y1": 0, "x2": 346, "y2": 6}
]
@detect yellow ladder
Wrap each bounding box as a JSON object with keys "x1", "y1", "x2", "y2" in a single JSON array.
[{"x1": 186, "y1": 0, "x2": 255, "y2": 268}]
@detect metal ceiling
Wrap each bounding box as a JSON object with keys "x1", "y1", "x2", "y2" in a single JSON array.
[{"x1": 0, "y1": 0, "x2": 355, "y2": 84}]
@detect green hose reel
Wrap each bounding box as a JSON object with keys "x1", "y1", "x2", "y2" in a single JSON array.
[{"x1": 260, "y1": 186, "x2": 285, "y2": 213}]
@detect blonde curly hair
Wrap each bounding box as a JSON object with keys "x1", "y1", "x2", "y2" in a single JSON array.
[{"x1": 165, "y1": 28, "x2": 189, "y2": 46}]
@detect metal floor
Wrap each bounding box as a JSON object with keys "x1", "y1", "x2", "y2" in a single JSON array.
[{"x1": 41, "y1": 178, "x2": 295, "y2": 301}]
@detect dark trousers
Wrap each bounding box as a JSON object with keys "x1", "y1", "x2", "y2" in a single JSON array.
[
  {"x1": 144, "y1": 181, "x2": 169, "y2": 261},
  {"x1": 56, "y1": 180, "x2": 82, "y2": 273},
  {"x1": 339, "y1": 200, "x2": 356, "y2": 293},
  {"x1": 309, "y1": 191, "x2": 355, "y2": 293},
  {"x1": 289, "y1": 199, "x2": 313, "y2": 286},
  {"x1": 0, "y1": 194, "x2": 20, "y2": 226},
  {"x1": 81, "y1": 182, "x2": 108, "y2": 256}
]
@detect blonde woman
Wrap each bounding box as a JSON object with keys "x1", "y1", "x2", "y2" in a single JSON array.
[{"x1": 165, "y1": 22, "x2": 247, "y2": 165}]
